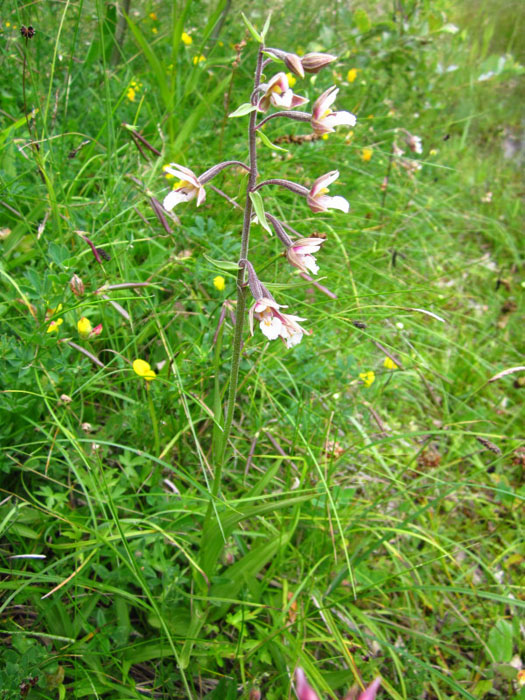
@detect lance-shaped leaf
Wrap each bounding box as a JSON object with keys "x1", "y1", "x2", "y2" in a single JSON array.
[
  {"x1": 249, "y1": 191, "x2": 272, "y2": 234},
  {"x1": 229, "y1": 103, "x2": 258, "y2": 118}
]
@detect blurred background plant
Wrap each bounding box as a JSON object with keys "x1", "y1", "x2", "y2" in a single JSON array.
[{"x1": 0, "y1": 0, "x2": 523, "y2": 698}]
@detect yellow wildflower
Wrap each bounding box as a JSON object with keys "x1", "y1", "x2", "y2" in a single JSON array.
[
  {"x1": 347, "y1": 68, "x2": 358, "y2": 83},
  {"x1": 322, "y1": 134, "x2": 329, "y2": 140},
  {"x1": 126, "y1": 87, "x2": 136, "y2": 102},
  {"x1": 152, "y1": 27, "x2": 158, "y2": 34},
  {"x1": 181, "y1": 31, "x2": 192, "y2": 45},
  {"x1": 285, "y1": 72, "x2": 297, "y2": 88},
  {"x1": 192, "y1": 54, "x2": 206, "y2": 65},
  {"x1": 361, "y1": 147, "x2": 373, "y2": 162},
  {"x1": 47, "y1": 318, "x2": 63, "y2": 334},
  {"x1": 77, "y1": 317, "x2": 92, "y2": 338},
  {"x1": 359, "y1": 371, "x2": 375, "y2": 387},
  {"x1": 149, "y1": 12, "x2": 157, "y2": 20},
  {"x1": 383, "y1": 356, "x2": 398, "y2": 370},
  {"x1": 213, "y1": 276, "x2": 225, "y2": 291},
  {"x1": 133, "y1": 359, "x2": 156, "y2": 381},
  {"x1": 163, "y1": 164, "x2": 175, "y2": 179}
]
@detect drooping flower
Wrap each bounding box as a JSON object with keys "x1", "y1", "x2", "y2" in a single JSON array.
[
  {"x1": 213, "y1": 275, "x2": 226, "y2": 291},
  {"x1": 249, "y1": 297, "x2": 310, "y2": 348},
  {"x1": 181, "y1": 31, "x2": 192, "y2": 45},
  {"x1": 286, "y1": 237, "x2": 326, "y2": 275},
  {"x1": 311, "y1": 86, "x2": 356, "y2": 135},
  {"x1": 383, "y1": 356, "x2": 398, "y2": 370},
  {"x1": 256, "y1": 72, "x2": 308, "y2": 113},
  {"x1": 133, "y1": 359, "x2": 156, "y2": 381},
  {"x1": 347, "y1": 68, "x2": 358, "y2": 83},
  {"x1": 162, "y1": 164, "x2": 206, "y2": 211},
  {"x1": 361, "y1": 147, "x2": 373, "y2": 162},
  {"x1": 295, "y1": 668, "x2": 381, "y2": 700},
  {"x1": 359, "y1": 370, "x2": 375, "y2": 387},
  {"x1": 307, "y1": 171, "x2": 349, "y2": 214}
]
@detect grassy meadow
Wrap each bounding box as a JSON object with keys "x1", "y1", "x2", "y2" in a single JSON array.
[{"x1": 0, "y1": 0, "x2": 524, "y2": 698}]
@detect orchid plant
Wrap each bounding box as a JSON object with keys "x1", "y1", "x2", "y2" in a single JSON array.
[{"x1": 161, "y1": 20, "x2": 355, "y2": 478}]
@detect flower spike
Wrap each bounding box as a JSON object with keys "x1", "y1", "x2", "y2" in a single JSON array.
[
  {"x1": 311, "y1": 86, "x2": 356, "y2": 135},
  {"x1": 307, "y1": 171, "x2": 350, "y2": 213}
]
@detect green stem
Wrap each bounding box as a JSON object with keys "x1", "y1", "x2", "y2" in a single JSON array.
[
  {"x1": 211, "y1": 45, "x2": 265, "y2": 497},
  {"x1": 147, "y1": 385, "x2": 160, "y2": 456}
]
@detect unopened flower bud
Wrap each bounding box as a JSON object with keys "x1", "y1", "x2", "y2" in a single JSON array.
[
  {"x1": 81, "y1": 422, "x2": 93, "y2": 433},
  {"x1": 249, "y1": 690, "x2": 261, "y2": 700},
  {"x1": 284, "y1": 52, "x2": 305, "y2": 78},
  {"x1": 301, "y1": 52, "x2": 337, "y2": 74},
  {"x1": 265, "y1": 47, "x2": 305, "y2": 78},
  {"x1": 70, "y1": 274, "x2": 85, "y2": 297},
  {"x1": 60, "y1": 394, "x2": 72, "y2": 404}
]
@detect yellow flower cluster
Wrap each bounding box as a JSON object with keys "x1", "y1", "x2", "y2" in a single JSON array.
[
  {"x1": 133, "y1": 359, "x2": 156, "y2": 381},
  {"x1": 361, "y1": 147, "x2": 373, "y2": 162},
  {"x1": 126, "y1": 80, "x2": 142, "y2": 102},
  {"x1": 359, "y1": 371, "x2": 375, "y2": 387}
]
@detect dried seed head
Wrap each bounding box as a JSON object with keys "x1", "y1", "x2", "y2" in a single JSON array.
[{"x1": 21, "y1": 25, "x2": 36, "y2": 39}]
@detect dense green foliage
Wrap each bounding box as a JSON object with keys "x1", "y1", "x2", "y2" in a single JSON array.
[{"x1": 1, "y1": 1, "x2": 523, "y2": 698}]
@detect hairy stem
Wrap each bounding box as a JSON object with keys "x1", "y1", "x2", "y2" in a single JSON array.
[{"x1": 214, "y1": 44, "x2": 265, "y2": 481}]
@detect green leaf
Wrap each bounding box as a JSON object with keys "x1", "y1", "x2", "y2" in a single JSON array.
[
  {"x1": 257, "y1": 129, "x2": 289, "y2": 153},
  {"x1": 487, "y1": 619, "x2": 513, "y2": 663},
  {"x1": 261, "y1": 11, "x2": 272, "y2": 41},
  {"x1": 228, "y1": 102, "x2": 258, "y2": 118},
  {"x1": 354, "y1": 9, "x2": 371, "y2": 33},
  {"x1": 249, "y1": 191, "x2": 271, "y2": 234},
  {"x1": 203, "y1": 254, "x2": 240, "y2": 272},
  {"x1": 241, "y1": 12, "x2": 263, "y2": 43}
]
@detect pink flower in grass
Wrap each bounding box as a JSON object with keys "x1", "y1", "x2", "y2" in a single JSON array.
[
  {"x1": 286, "y1": 237, "x2": 326, "y2": 275},
  {"x1": 257, "y1": 72, "x2": 309, "y2": 113},
  {"x1": 249, "y1": 297, "x2": 310, "y2": 348},
  {"x1": 311, "y1": 86, "x2": 356, "y2": 135},
  {"x1": 307, "y1": 171, "x2": 349, "y2": 214},
  {"x1": 162, "y1": 164, "x2": 206, "y2": 211},
  {"x1": 295, "y1": 668, "x2": 381, "y2": 700}
]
